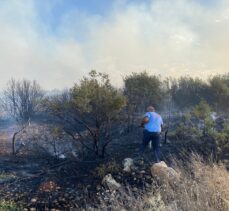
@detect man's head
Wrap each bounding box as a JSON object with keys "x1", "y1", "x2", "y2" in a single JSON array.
[{"x1": 147, "y1": 106, "x2": 155, "y2": 112}]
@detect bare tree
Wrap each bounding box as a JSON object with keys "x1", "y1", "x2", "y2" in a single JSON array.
[{"x1": 2, "y1": 78, "x2": 44, "y2": 155}]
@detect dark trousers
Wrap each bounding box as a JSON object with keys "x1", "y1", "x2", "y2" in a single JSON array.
[{"x1": 140, "y1": 130, "x2": 161, "y2": 162}]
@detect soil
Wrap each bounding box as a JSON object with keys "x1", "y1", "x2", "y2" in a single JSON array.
[{"x1": 0, "y1": 122, "x2": 228, "y2": 210}]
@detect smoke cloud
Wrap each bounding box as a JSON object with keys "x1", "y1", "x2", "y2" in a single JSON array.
[{"x1": 0, "y1": 0, "x2": 229, "y2": 89}]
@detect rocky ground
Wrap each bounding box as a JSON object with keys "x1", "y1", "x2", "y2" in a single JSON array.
[
  {"x1": 0, "y1": 126, "x2": 177, "y2": 210},
  {"x1": 0, "y1": 122, "x2": 228, "y2": 210}
]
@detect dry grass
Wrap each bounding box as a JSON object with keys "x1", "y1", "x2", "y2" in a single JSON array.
[
  {"x1": 161, "y1": 154, "x2": 229, "y2": 211},
  {"x1": 98, "y1": 154, "x2": 229, "y2": 211},
  {"x1": 0, "y1": 132, "x2": 10, "y2": 155}
]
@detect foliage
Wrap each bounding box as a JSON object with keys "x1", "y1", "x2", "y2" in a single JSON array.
[
  {"x1": 208, "y1": 74, "x2": 229, "y2": 113},
  {"x1": 71, "y1": 70, "x2": 126, "y2": 122},
  {"x1": 175, "y1": 123, "x2": 201, "y2": 141},
  {"x1": 171, "y1": 77, "x2": 209, "y2": 110},
  {"x1": 170, "y1": 74, "x2": 229, "y2": 112},
  {"x1": 46, "y1": 70, "x2": 126, "y2": 158},
  {"x1": 0, "y1": 172, "x2": 16, "y2": 181},
  {"x1": 124, "y1": 72, "x2": 164, "y2": 113},
  {"x1": 0, "y1": 200, "x2": 20, "y2": 211},
  {"x1": 208, "y1": 123, "x2": 229, "y2": 156},
  {"x1": 123, "y1": 72, "x2": 164, "y2": 131},
  {"x1": 93, "y1": 160, "x2": 120, "y2": 179},
  {"x1": 193, "y1": 101, "x2": 211, "y2": 120},
  {"x1": 192, "y1": 101, "x2": 213, "y2": 136}
]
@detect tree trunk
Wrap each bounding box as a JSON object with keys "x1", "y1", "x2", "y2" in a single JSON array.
[
  {"x1": 12, "y1": 132, "x2": 17, "y2": 155},
  {"x1": 12, "y1": 126, "x2": 26, "y2": 155}
]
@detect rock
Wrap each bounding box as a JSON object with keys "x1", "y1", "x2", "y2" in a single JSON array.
[
  {"x1": 140, "y1": 170, "x2": 146, "y2": 174},
  {"x1": 150, "y1": 161, "x2": 180, "y2": 184},
  {"x1": 133, "y1": 187, "x2": 138, "y2": 192},
  {"x1": 31, "y1": 198, "x2": 37, "y2": 203},
  {"x1": 145, "y1": 175, "x2": 151, "y2": 180},
  {"x1": 58, "y1": 154, "x2": 66, "y2": 159},
  {"x1": 123, "y1": 158, "x2": 134, "y2": 172},
  {"x1": 145, "y1": 183, "x2": 151, "y2": 188},
  {"x1": 102, "y1": 174, "x2": 121, "y2": 191}
]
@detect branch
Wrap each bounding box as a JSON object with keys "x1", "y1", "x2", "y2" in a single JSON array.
[{"x1": 64, "y1": 129, "x2": 95, "y2": 153}]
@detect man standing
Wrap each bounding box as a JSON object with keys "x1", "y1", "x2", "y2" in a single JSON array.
[{"x1": 140, "y1": 106, "x2": 163, "y2": 162}]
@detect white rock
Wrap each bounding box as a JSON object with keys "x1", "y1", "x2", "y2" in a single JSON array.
[
  {"x1": 211, "y1": 112, "x2": 217, "y2": 121},
  {"x1": 151, "y1": 161, "x2": 180, "y2": 183},
  {"x1": 102, "y1": 174, "x2": 121, "y2": 191},
  {"x1": 123, "y1": 158, "x2": 134, "y2": 172},
  {"x1": 31, "y1": 198, "x2": 37, "y2": 203},
  {"x1": 58, "y1": 154, "x2": 66, "y2": 159}
]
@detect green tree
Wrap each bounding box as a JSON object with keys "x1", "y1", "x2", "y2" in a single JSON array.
[
  {"x1": 171, "y1": 77, "x2": 210, "y2": 110},
  {"x1": 208, "y1": 74, "x2": 229, "y2": 113},
  {"x1": 124, "y1": 72, "x2": 164, "y2": 131},
  {"x1": 46, "y1": 71, "x2": 126, "y2": 158},
  {"x1": 193, "y1": 101, "x2": 212, "y2": 136}
]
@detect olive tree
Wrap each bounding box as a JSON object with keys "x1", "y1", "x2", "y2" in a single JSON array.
[
  {"x1": 208, "y1": 74, "x2": 229, "y2": 113},
  {"x1": 171, "y1": 77, "x2": 210, "y2": 110},
  {"x1": 124, "y1": 72, "x2": 164, "y2": 131},
  {"x1": 192, "y1": 101, "x2": 212, "y2": 136},
  {"x1": 46, "y1": 71, "x2": 126, "y2": 158}
]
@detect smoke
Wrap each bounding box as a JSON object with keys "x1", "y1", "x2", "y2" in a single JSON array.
[{"x1": 0, "y1": 0, "x2": 229, "y2": 89}]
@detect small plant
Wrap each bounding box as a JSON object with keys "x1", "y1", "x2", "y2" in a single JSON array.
[
  {"x1": 93, "y1": 160, "x2": 120, "y2": 179},
  {"x1": 0, "y1": 200, "x2": 20, "y2": 211},
  {"x1": 192, "y1": 101, "x2": 212, "y2": 136},
  {"x1": 0, "y1": 172, "x2": 16, "y2": 182}
]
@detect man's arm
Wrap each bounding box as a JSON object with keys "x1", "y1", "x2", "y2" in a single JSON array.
[{"x1": 140, "y1": 116, "x2": 149, "y2": 127}]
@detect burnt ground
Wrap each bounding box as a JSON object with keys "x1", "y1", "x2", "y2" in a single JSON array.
[
  {"x1": 0, "y1": 127, "x2": 169, "y2": 210},
  {"x1": 0, "y1": 125, "x2": 228, "y2": 210}
]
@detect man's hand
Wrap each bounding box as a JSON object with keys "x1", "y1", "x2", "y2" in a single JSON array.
[
  {"x1": 139, "y1": 122, "x2": 144, "y2": 128},
  {"x1": 140, "y1": 116, "x2": 149, "y2": 128}
]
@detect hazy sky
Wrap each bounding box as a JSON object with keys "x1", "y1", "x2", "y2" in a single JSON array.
[{"x1": 0, "y1": 0, "x2": 229, "y2": 90}]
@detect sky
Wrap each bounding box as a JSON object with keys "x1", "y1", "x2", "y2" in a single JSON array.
[{"x1": 0, "y1": 0, "x2": 229, "y2": 90}]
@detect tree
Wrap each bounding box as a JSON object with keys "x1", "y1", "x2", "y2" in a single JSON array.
[
  {"x1": 46, "y1": 70, "x2": 126, "y2": 158},
  {"x1": 208, "y1": 74, "x2": 229, "y2": 113},
  {"x1": 123, "y1": 72, "x2": 164, "y2": 131},
  {"x1": 2, "y1": 78, "x2": 44, "y2": 155},
  {"x1": 171, "y1": 77, "x2": 210, "y2": 110},
  {"x1": 193, "y1": 101, "x2": 212, "y2": 136}
]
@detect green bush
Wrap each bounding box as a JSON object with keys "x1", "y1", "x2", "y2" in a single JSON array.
[
  {"x1": 93, "y1": 160, "x2": 120, "y2": 179},
  {"x1": 0, "y1": 200, "x2": 20, "y2": 211}
]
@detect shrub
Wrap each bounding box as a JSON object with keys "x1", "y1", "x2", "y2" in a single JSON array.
[
  {"x1": 0, "y1": 200, "x2": 20, "y2": 211},
  {"x1": 93, "y1": 160, "x2": 121, "y2": 179},
  {"x1": 98, "y1": 155, "x2": 229, "y2": 211}
]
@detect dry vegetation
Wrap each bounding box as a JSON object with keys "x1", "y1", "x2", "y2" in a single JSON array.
[
  {"x1": 99, "y1": 155, "x2": 229, "y2": 211},
  {"x1": 0, "y1": 72, "x2": 228, "y2": 210}
]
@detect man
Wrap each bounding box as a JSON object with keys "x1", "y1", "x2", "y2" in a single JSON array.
[{"x1": 140, "y1": 106, "x2": 163, "y2": 162}]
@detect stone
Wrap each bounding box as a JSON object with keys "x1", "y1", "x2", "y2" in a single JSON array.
[
  {"x1": 133, "y1": 187, "x2": 138, "y2": 192},
  {"x1": 31, "y1": 198, "x2": 37, "y2": 203},
  {"x1": 140, "y1": 170, "x2": 146, "y2": 174},
  {"x1": 150, "y1": 161, "x2": 180, "y2": 184},
  {"x1": 123, "y1": 158, "x2": 134, "y2": 172},
  {"x1": 102, "y1": 174, "x2": 121, "y2": 191}
]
